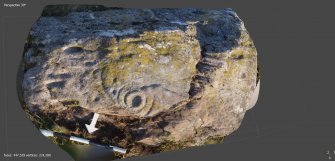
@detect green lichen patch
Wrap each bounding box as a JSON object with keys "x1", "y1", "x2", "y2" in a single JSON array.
[
  {"x1": 101, "y1": 30, "x2": 200, "y2": 88},
  {"x1": 239, "y1": 30, "x2": 256, "y2": 49},
  {"x1": 156, "y1": 140, "x2": 194, "y2": 152},
  {"x1": 203, "y1": 136, "x2": 224, "y2": 145},
  {"x1": 61, "y1": 99, "x2": 80, "y2": 107}
]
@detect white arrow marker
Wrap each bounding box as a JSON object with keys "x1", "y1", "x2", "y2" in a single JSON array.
[{"x1": 85, "y1": 113, "x2": 100, "y2": 134}]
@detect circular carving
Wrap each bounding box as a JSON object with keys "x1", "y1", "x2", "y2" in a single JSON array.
[{"x1": 124, "y1": 91, "x2": 147, "y2": 110}]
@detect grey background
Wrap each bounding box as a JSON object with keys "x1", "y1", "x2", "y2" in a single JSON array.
[{"x1": 1, "y1": 0, "x2": 335, "y2": 161}]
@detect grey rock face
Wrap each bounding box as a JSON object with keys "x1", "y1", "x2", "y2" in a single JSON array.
[{"x1": 19, "y1": 5, "x2": 259, "y2": 158}]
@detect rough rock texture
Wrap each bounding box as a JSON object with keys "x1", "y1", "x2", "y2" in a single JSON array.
[{"x1": 19, "y1": 5, "x2": 259, "y2": 158}]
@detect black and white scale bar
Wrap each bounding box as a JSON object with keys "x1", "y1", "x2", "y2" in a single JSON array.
[{"x1": 40, "y1": 129, "x2": 127, "y2": 154}]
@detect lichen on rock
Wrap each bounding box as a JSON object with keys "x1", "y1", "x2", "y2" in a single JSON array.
[{"x1": 19, "y1": 5, "x2": 259, "y2": 159}]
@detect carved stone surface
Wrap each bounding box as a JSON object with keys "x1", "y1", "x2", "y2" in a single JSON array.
[{"x1": 19, "y1": 5, "x2": 259, "y2": 158}]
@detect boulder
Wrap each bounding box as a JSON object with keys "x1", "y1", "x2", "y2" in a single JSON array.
[{"x1": 18, "y1": 5, "x2": 259, "y2": 158}]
